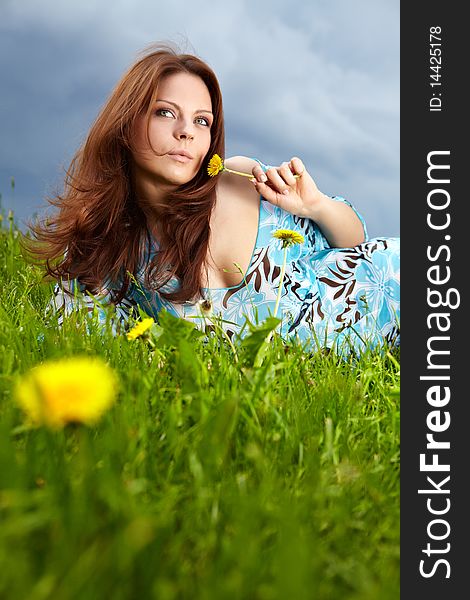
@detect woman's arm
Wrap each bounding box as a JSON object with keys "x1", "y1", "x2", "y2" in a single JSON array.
[
  {"x1": 250, "y1": 156, "x2": 365, "y2": 248},
  {"x1": 298, "y1": 193, "x2": 365, "y2": 248}
]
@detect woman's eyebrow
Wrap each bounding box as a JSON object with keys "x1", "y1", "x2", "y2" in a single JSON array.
[{"x1": 155, "y1": 99, "x2": 213, "y2": 115}]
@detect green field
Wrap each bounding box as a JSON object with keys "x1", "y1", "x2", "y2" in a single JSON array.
[{"x1": 0, "y1": 211, "x2": 400, "y2": 599}]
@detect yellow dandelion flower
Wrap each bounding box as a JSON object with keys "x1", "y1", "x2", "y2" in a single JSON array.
[
  {"x1": 272, "y1": 229, "x2": 305, "y2": 249},
  {"x1": 126, "y1": 317, "x2": 155, "y2": 341},
  {"x1": 15, "y1": 357, "x2": 118, "y2": 428},
  {"x1": 271, "y1": 229, "x2": 305, "y2": 320},
  {"x1": 207, "y1": 153, "x2": 225, "y2": 177},
  {"x1": 207, "y1": 154, "x2": 267, "y2": 179},
  {"x1": 208, "y1": 154, "x2": 302, "y2": 181}
]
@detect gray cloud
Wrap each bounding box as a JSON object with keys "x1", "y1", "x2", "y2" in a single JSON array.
[{"x1": 0, "y1": 0, "x2": 399, "y2": 237}]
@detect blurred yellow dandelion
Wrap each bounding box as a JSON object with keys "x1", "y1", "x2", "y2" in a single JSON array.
[
  {"x1": 15, "y1": 357, "x2": 118, "y2": 428},
  {"x1": 272, "y1": 229, "x2": 305, "y2": 249},
  {"x1": 126, "y1": 317, "x2": 154, "y2": 341}
]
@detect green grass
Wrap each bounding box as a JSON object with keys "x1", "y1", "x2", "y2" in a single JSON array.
[{"x1": 0, "y1": 213, "x2": 400, "y2": 600}]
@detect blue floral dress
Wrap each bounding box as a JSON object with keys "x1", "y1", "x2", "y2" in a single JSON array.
[{"x1": 52, "y1": 161, "x2": 400, "y2": 355}]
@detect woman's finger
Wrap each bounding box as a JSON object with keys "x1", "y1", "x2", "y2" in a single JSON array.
[
  {"x1": 252, "y1": 180, "x2": 283, "y2": 205},
  {"x1": 279, "y1": 161, "x2": 297, "y2": 186},
  {"x1": 251, "y1": 165, "x2": 268, "y2": 183},
  {"x1": 290, "y1": 156, "x2": 305, "y2": 177},
  {"x1": 265, "y1": 166, "x2": 290, "y2": 194}
]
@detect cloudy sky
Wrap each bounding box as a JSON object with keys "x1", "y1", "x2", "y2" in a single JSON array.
[{"x1": 0, "y1": 0, "x2": 399, "y2": 238}]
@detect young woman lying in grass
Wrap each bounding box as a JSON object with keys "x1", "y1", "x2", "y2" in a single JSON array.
[{"x1": 24, "y1": 42, "x2": 399, "y2": 355}]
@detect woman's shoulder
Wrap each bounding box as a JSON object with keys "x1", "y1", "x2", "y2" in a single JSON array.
[
  {"x1": 217, "y1": 155, "x2": 260, "y2": 207},
  {"x1": 223, "y1": 155, "x2": 262, "y2": 173}
]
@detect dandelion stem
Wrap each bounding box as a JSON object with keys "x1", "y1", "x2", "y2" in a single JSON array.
[
  {"x1": 211, "y1": 320, "x2": 239, "y2": 363},
  {"x1": 224, "y1": 167, "x2": 300, "y2": 179},
  {"x1": 202, "y1": 313, "x2": 239, "y2": 363},
  {"x1": 224, "y1": 168, "x2": 254, "y2": 178},
  {"x1": 273, "y1": 248, "x2": 287, "y2": 318},
  {"x1": 221, "y1": 327, "x2": 239, "y2": 363},
  {"x1": 255, "y1": 247, "x2": 287, "y2": 365}
]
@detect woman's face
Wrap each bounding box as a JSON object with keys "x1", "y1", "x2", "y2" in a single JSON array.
[{"x1": 131, "y1": 72, "x2": 213, "y2": 190}]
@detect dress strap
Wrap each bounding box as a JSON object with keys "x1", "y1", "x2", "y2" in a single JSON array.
[{"x1": 250, "y1": 157, "x2": 271, "y2": 173}]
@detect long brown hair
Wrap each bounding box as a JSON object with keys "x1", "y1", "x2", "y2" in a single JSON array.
[{"x1": 23, "y1": 42, "x2": 225, "y2": 303}]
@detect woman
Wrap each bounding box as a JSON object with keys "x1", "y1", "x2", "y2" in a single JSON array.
[{"x1": 26, "y1": 42, "x2": 400, "y2": 355}]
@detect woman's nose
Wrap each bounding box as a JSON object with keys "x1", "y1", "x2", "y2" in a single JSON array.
[{"x1": 175, "y1": 120, "x2": 195, "y2": 140}]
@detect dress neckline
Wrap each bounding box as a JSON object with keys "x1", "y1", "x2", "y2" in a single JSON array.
[{"x1": 202, "y1": 194, "x2": 264, "y2": 292}]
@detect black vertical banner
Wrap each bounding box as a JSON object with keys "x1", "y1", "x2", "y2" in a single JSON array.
[{"x1": 401, "y1": 3, "x2": 466, "y2": 598}]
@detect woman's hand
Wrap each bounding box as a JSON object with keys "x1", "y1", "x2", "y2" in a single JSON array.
[
  {"x1": 251, "y1": 156, "x2": 328, "y2": 220},
  {"x1": 251, "y1": 156, "x2": 366, "y2": 248}
]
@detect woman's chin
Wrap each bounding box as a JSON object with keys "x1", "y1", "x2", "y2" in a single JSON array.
[{"x1": 165, "y1": 165, "x2": 199, "y2": 185}]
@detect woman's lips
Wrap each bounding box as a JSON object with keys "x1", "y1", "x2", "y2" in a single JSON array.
[{"x1": 168, "y1": 153, "x2": 192, "y2": 163}]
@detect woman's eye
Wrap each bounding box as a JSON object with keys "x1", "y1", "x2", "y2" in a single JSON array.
[
  {"x1": 155, "y1": 109, "x2": 210, "y2": 126},
  {"x1": 156, "y1": 108, "x2": 174, "y2": 118}
]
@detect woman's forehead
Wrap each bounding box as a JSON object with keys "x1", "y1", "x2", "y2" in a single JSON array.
[{"x1": 155, "y1": 72, "x2": 212, "y2": 109}]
